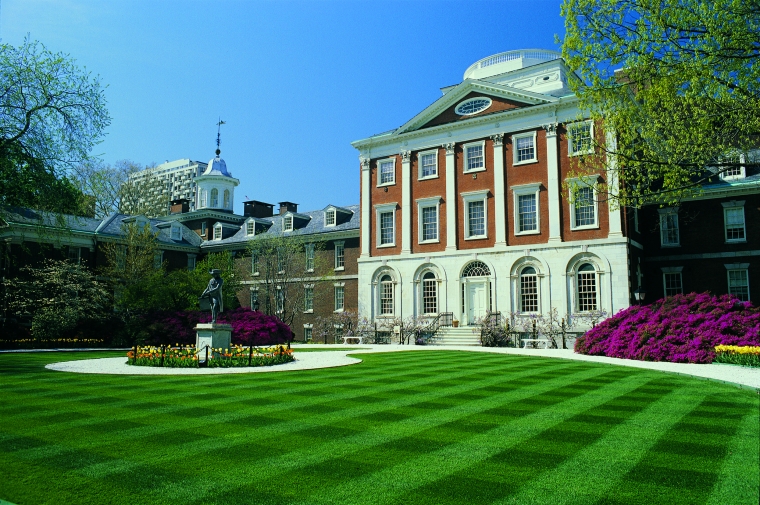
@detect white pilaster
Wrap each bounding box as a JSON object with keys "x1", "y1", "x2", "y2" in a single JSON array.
[
  {"x1": 605, "y1": 131, "x2": 624, "y2": 237},
  {"x1": 491, "y1": 134, "x2": 507, "y2": 247},
  {"x1": 401, "y1": 150, "x2": 412, "y2": 255},
  {"x1": 444, "y1": 143, "x2": 457, "y2": 251},
  {"x1": 360, "y1": 157, "x2": 371, "y2": 257},
  {"x1": 543, "y1": 124, "x2": 562, "y2": 243}
]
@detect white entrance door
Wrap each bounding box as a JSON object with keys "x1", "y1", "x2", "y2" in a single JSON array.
[{"x1": 467, "y1": 281, "x2": 487, "y2": 325}]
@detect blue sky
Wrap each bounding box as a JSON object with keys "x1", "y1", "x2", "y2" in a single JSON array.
[{"x1": 1, "y1": 0, "x2": 566, "y2": 214}]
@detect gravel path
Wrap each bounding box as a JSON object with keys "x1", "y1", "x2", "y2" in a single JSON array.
[{"x1": 41, "y1": 344, "x2": 760, "y2": 389}]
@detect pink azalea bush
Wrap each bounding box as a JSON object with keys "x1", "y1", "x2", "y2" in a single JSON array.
[
  {"x1": 574, "y1": 292, "x2": 760, "y2": 363},
  {"x1": 143, "y1": 308, "x2": 293, "y2": 347}
]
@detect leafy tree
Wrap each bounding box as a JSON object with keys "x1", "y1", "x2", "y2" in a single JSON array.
[
  {"x1": 72, "y1": 159, "x2": 167, "y2": 218},
  {"x1": 561, "y1": 0, "x2": 760, "y2": 206},
  {"x1": 247, "y1": 233, "x2": 327, "y2": 329},
  {"x1": 6, "y1": 259, "x2": 112, "y2": 341},
  {"x1": 0, "y1": 38, "x2": 110, "y2": 214}
]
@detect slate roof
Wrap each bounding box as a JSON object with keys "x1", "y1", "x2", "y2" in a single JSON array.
[{"x1": 202, "y1": 204, "x2": 360, "y2": 248}]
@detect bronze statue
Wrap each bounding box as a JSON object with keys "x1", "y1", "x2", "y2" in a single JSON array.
[{"x1": 201, "y1": 269, "x2": 224, "y2": 323}]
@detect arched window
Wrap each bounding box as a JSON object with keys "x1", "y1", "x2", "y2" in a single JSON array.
[
  {"x1": 380, "y1": 274, "x2": 394, "y2": 315},
  {"x1": 200, "y1": 189, "x2": 207, "y2": 208},
  {"x1": 223, "y1": 189, "x2": 230, "y2": 209},
  {"x1": 520, "y1": 266, "x2": 538, "y2": 312},
  {"x1": 210, "y1": 188, "x2": 219, "y2": 207},
  {"x1": 462, "y1": 260, "x2": 491, "y2": 277},
  {"x1": 576, "y1": 263, "x2": 597, "y2": 311},
  {"x1": 421, "y1": 272, "x2": 437, "y2": 315}
]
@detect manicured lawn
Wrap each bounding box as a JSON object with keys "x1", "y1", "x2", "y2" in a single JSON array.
[{"x1": 0, "y1": 350, "x2": 757, "y2": 505}]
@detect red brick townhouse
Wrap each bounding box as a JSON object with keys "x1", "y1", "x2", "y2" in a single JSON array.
[
  {"x1": 351, "y1": 49, "x2": 631, "y2": 342},
  {"x1": 628, "y1": 164, "x2": 760, "y2": 303}
]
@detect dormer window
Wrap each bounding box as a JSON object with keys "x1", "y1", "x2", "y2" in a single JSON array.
[
  {"x1": 213, "y1": 223, "x2": 222, "y2": 240},
  {"x1": 170, "y1": 224, "x2": 182, "y2": 241},
  {"x1": 325, "y1": 209, "x2": 336, "y2": 227},
  {"x1": 719, "y1": 152, "x2": 746, "y2": 180},
  {"x1": 283, "y1": 216, "x2": 293, "y2": 232},
  {"x1": 246, "y1": 221, "x2": 255, "y2": 236}
]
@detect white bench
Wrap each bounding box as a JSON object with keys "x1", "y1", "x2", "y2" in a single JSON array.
[
  {"x1": 521, "y1": 339, "x2": 551, "y2": 349},
  {"x1": 341, "y1": 336, "x2": 365, "y2": 345}
]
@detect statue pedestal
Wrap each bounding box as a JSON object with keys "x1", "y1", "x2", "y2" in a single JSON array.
[{"x1": 195, "y1": 323, "x2": 232, "y2": 364}]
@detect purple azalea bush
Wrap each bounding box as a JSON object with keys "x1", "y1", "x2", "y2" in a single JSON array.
[
  {"x1": 143, "y1": 308, "x2": 293, "y2": 346},
  {"x1": 574, "y1": 292, "x2": 760, "y2": 363}
]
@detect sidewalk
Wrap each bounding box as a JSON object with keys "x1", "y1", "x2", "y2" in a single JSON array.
[{"x1": 39, "y1": 344, "x2": 760, "y2": 389}]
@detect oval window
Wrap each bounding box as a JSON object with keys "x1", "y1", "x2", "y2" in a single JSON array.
[{"x1": 455, "y1": 97, "x2": 492, "y2": 116}]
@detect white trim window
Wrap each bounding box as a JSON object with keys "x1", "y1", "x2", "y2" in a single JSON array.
[
  {"x1": 324, "y1": 209, "x2": 336, "y2": 227},
  {"x1": 576, "y1": 263, "x2": 598, "y2": 312},
  {"x1": 416, "y1": 197, "x2": 441, "y2": 244},
  {"x1": 662, "y1": 267, "x2": 684, "y2": 297},
  {"x1": 568, "y1": 120, "x2": 594, "y2": 156},
  {"x1": 200, "y1": 189, "x2": 207, "y2": 208},
  {"x1": 463, "y1": 140, "x2": 486, "y2": 173},
  {"x1": 334, "y1": 241, "x2": 345, "y2": 270},
  {"x1": 213, "y1": 223, "x2": 222, "y2": 241},
  {"x1": 170, "y1": 224, "x2": 182, "y2": 241},
  {"x1": 245, "y1": 221, "x2": 254, "y2": 236},
  {"x1": 187, "y1": 254, "x2": 196, "y2": 271},
  {"x1": 455, "y1": 96, "x2": 492, "y2": 116},
  {"x1": 250, "y1": 288, "x2": 259, "y2": 310},
  {"x1": 304, "y1": 285, "x2": 314, "y2": 313},
  {"x1": 305, "y1": 244, "x2": 315, "y2": 272},
  {"x1": 520, "y1": 266, "x2": 539, "y2": 312},
  {"x1": 462, "y1": 190, "x2": 488, "y2": 240},
  {"x1": 153, "y1": 251, "x2": 163, "y2": 270},
  {"x1": 334, "y1": 284, "x2": 345, "y2": 312},
  {"x1": 569, "y1": 183, "x2": 598, "y2": 229},
  {"x1": 276, "y1": 287, "x2": 284, "y2": 314},
  {"x1": 719, "y1": 152, "x2": 746, "y2": 180},
  {"x1": 658, "y1": 208, "x2": 680, "y2": 247},
  {"x1": 513, "y1": 132, "x2": 537, "y2": 165},
  {"x1": 201, "y1": 222, "x2": 207, "y2": 237},
  {"x1": 421, "y1": 272, "x2": 438, "y2": 315},
  {"x1": 513, "y1": 183, "x2": 541, "y2": 235},
  {"x1": 68, "y1": 246, "x2": 81, "y2": 265},
  {"x1": 418, "y1": 150, "x2": 438, "y2": 180},
  {"x1": 375, "y1": 203, "x2": 397, "y2": 247},
  {"x1": 251, "y1": 253, "x2": 259, "y2": 276},
  {"x1": 210, "y1": 188, "x2": 219, "y2": 207},
  {"x1": 725, "y1": 264, "x2": 750, "y2": 301},
  {"x1": 303, "y1": 325, "x2": 313, "y2": 342},
  {"x1": 722, "y1": 201, "x2": 746, "y2": 242},
  {"x1": 283, "y1": 215, "x2": 294, "y2": 232},
  {"x1": 223, "y1": 189, "x2": 230, "y2": 209},
  {"x1": 378, "y1": 158, "x2": 396, "y2": 186},
  {"x1": 379, "y1": 275, "x2": 394, "y2": 315}
]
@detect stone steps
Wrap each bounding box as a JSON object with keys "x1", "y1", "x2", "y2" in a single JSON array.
[{"x1": 432, "y1": 326, "x2": 481, "y2": 346}]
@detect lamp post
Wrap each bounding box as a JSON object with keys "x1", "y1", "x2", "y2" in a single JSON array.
[{"x1": 633, "y1": 287, "x2": 647, "y2": 306}]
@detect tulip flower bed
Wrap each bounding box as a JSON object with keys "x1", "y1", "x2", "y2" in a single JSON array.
[
  {"x1": 575, "y1": 293, "x2": 760, "y2": 363},
  {"x1": 126, "y1": 345, "x2": 294, "y2": 368},
  {"x1": 714, "y1": 345, "x2": 760, "y2": 367}
]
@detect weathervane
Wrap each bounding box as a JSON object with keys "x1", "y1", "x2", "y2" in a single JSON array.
[{"x1": 216, "y1": 118, "x2": 226, "y2": 155}]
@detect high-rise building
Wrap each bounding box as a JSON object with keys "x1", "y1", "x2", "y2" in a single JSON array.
[{"x1": 127, "y1": 159, "x2": 207, "y2": 213}]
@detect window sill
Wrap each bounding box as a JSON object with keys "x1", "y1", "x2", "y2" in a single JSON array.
[
  {"x1": 303, "y1": 310, "x2": 313, "y2": 314},
  {"x1": 464, "y1": 235, "x2": 488, "y2": 241},
  {"x1": 333, "y1": 308, "x2": 345, "y2": 313},
  {"x1": 334, "y1": 266, "x2": 345, "y2": 272},
  {"x1": 570, "y1": 224, "x2": 599, "y2": 231},
  {"x1": 725, "y1": 239, "x2": 747, "y2": 244},
  {"x1": 515, "y1": 230, "x2": 540, "y2": 236},
  {"x1": 569, "y1": 150, "x2": 594, "y2": 157},
  {"x1": 513, "y1": 159, "x2": 538, "y2": 167},
  {"x1": 376, "y1": 181, "x2": 396, "y2": 188},
  {"x1": 660, "y1": 244, "x2": 680, "y2": 248},
  {"x1": 418, "y1": 239, "x2": 440, "y2": 245},
  {"x1": 463, "y1": 167, "x2": 486, "y2": 174},
  {"x1": 418, "y1": 174, "x2": 439, "y2": 181},
  {"x1": 377, "y1": 243, "x2": 396, "y2": 249},
  {"x1": 305, "y1": 269, "x2": 314, "y2": 273}
]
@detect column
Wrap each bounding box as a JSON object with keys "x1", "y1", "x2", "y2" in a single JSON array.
[
  {"x1": 543, "y1": 123, "x2": 562, "y2": 243},
  {"x1": 605, "y1": 131, "x2": 624, "y2": 237},
  {"x1": 401, "y1": 150, "x2": 412, "y2": 255},
  {"x1": 491, "y1": 134, "x2": 507, "y2": 247},
  {"x1": 444, "y1": 143, "x2": 457, "y2": 251},
  {"x1": 360, "y1": 157, "x2": 371, "y2": 257}
]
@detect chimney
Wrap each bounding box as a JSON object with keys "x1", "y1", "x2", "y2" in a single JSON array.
[
  {"x1": 243, "y1": 200, "x2": 274, "y2": 218},
  {"x1": 278, "y1": 201, "x2": 298, "y2": 215},
  {"x1": 170, "y1": 198, "x2": 190, "y2": 214}
]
